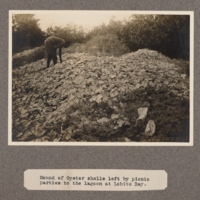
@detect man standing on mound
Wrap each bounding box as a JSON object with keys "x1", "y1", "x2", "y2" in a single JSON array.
[{"x1": 44, "y1": 36, "x2": 70, "y2": 68}]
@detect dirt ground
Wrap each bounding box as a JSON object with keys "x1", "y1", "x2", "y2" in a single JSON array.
[{"x1": 12, "y1": 49, "x2": 190, "y2": 142}]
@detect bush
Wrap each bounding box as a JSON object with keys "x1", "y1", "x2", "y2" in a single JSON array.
[
  {"x1": 62, "y1": 43, "x2": 85, "y2": 54},
  {"x1": 83, "y1": 33, "x2": 129, "y2": 56},
  {"x1": 121, "y1": 15, "x2": 189, "y2": 60},
  {"x1": 12, "y1": 14, "x2": 45, "y2": 54},
  {"x1": 46, "y1": 25, "x2": 86, "y2": 44}
]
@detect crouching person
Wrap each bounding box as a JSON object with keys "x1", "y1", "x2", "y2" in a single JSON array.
[{"x1": 44, "y1": 36, "x2": 70, "y2": 68}]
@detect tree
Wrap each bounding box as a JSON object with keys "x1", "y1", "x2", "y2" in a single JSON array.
[
  {"x1": 121, "y1": 15, "x2": 189, "y2": 60},
  {"x1": 12, "y1": 14, "x2": 45, "y2": 53},
  {"x1": 46, "y1": 24, "x2": 86, "y2": 44},
  {"x1": 86, "y1": 19, "x2": 125, "y2": 42}
]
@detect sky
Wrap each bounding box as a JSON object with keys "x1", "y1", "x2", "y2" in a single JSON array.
[
  {"x1": 34, "y1": 11, "x2": 135, "y2": 32},
  {"x1": 11, "y1": 11, "x2": 189, "y2": 32}
]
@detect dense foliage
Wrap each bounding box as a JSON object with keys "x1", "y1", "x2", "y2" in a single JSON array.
[
  {"x1": 46, "y1": 25, "x2": 86, "y2": 43},
  {"x1": 121, "y1": 15, "x2": 189, "y2": 59},
  {"x1": 12, "y1": 14, "x2": 45, "y2": 53},
  {"x1": 77, "y1": 33, "x2": 129, "y2": 56},
  {"x1": 12, "y1": 14, "x2": 190, "y2": 60}
]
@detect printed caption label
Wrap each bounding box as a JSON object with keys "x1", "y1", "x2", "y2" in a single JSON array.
[{"x1": 24, "y1": 169, "x2": 167, "y2": 191}]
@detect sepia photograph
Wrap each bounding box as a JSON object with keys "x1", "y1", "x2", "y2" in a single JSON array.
[{"x1": 9, "y1": 10, "x2": 193, "y2": 145}]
